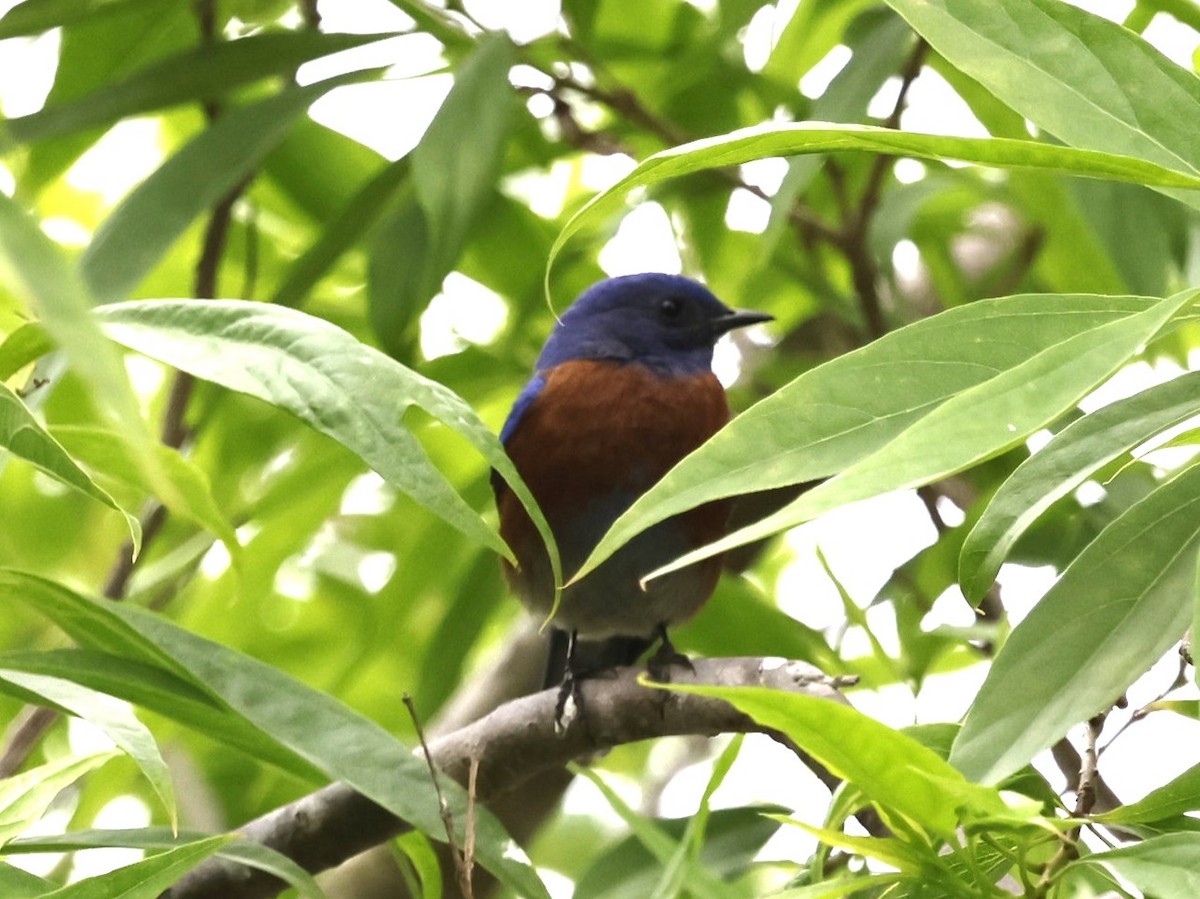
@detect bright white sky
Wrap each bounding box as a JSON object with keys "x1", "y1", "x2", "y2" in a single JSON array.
[{"x1": 2, "y1": 0, "x2": 1200, "y2": 889}]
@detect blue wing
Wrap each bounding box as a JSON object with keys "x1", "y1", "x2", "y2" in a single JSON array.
[
  {"x1": 499, "y1": 374, "x2": 546, "y2": 446},
  {"x1": 492, "y1": 373, "x2": 546, "y2": 499}
]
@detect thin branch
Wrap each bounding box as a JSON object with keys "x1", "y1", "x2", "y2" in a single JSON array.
[
  {"x1": 404, "y1": 694, "x2": 472, "y2": 899},
  {"x1": 840, "y1": 38, "x2": 929, "y2": 339},
  {"x1": 164, "y1": 657, "x2": 851, "y2": 899}
]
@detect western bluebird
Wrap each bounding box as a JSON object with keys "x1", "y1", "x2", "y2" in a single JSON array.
[{"x1": 492, "y1": 273, "x2": 772, "y2": 715}]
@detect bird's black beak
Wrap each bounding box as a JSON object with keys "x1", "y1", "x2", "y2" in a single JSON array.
[{"x1": 711, "y1": 308, "x2": 774, "y2": 338}]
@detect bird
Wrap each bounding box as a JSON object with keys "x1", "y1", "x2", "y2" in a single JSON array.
[{"x1": 491, "y1": 273, "x2": 772, "y2": 720}]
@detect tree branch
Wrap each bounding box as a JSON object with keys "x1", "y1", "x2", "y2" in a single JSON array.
[{"x1": 164, "y1": 657, "x2": 850, "y2": 899}]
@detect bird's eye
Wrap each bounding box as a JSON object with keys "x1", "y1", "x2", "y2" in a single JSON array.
[{"x1": 659, "y1": 297, "x2": 682, "y2": 319}]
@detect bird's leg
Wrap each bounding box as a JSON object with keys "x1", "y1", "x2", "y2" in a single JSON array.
[
  {"x1": 554, "y1": 629, "x2": 583, "y2": 734},
  {"x1": 645, "y1": 622, "x2": 694, "y2": 683}
]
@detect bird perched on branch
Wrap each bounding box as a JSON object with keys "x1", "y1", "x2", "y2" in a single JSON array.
[
  {"x1": 492, "y1": 270, "x2": 772, "y2": 720},
  {"x1": 492, "y1": 273, "x2": 772, "y2": 721}
]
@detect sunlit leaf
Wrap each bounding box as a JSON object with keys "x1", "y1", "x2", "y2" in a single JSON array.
[
  {"x1": 369, "y1": 35, "x2": 514, "y2": 354},
  {"x1": 0, "y1": 382, "x2": 139, "y2": 534},
  {"x1": 575, "y1": 291, "x2": 1198, "y2": 585},
  {"x1": 80, "y1": 76, "x2": 374, "y2": 305},
  {"x1": 1098, "y1": 760, "x2": 1200, "y2": 825},
  {"x1": 951, "y1": 460, "x2": 1200, "y2": 784},
  {"x1": 0, "y1": 749, "x2": 117, "y2": 848},
  {"x1": 96, "y1": 299, "x2": 554, "y2": 566},
  {"x1": 662, "y1": 682, "x2": 1007, "y2": 838},
  {"x1": 40, "y1": 834, "x2": 234, "y2": 898},
  {"x1": 0, "y1": 668, "x2": 176, "y2": 829},
  {"x1": 0, "y1": 31, "x2": 395, "y2": 146},
  {"x1": 960, "y1": 370, "x2": 1200, "y2": 601},
  {"x1": 2, "y1": 570, "x2": 550, "y2": 899},
  {"x1": 883, "y1": 0, "x2": 1200, "y2": 202},
  {"x1": 1070, "y1": 833, "x2": 1200, "y2": 896},
  {"x1": 8, "y1": 828, "x2": 327, "y2": 899},
  {"x1": 547, "y1": 122, "x2": 1200, "y2": 290},
  {"x1": 51, "y1": 424, "x2": 239, "y2": 558}
]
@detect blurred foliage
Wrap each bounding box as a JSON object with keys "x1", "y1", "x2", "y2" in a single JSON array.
[{"x1": 1, "y1": 0, "x2": 1200, "y2": 896}]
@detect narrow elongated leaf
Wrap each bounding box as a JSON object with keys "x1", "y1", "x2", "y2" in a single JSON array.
[
  {"x1": 0, "y1": 648, "x2": 323, "y2": 782},
  {"x1": 0, "y1": 669, "x2": 176, "y2": 829},
  {"x1": 950, "y1": 461, "x2": 1200, "y2": 784},
  {"x1": 0, "y1": 31, "x2": 394, "y2": 146},
  {"x1": 40, "y1": 834, "x2": 234, "y2": 899},
  {"x1": 0, "y1": 0, "x2": 168, "y2": 40},
  {"x1": 271, "y1": 158, "x2": 410, "y2": 308},
  {"x1": 573, "y1": 804, "x2": 785, "y2": 899},
  {"x1": 97, "y1": 299, "x2": 554, "y2": 566},
  {"x1": 369, "y1": 35, "x2": 514, "y2": 353},
  {"x1": 0, "y1": 194, "x2": 150, "y2": 548},
  {"x1": 961, "y1": 370, "x2": 1200, "y2": 601},
  {"x1": 0, "y1": 749, "x2": 117, "y2": 847},
  {"x1": 569, "y1": 765, "x2": 733, "y2": 899},
  {"x1": 663, "y1": 683, "x2": 1007, "y2": 838},
  {"x1": 0, "y1": 382, "x2": 138, "y2": 532},
  {"x1": 574, "y1": 291, "x2": 1198, "y2": 585},
  {"x1": 882, "y1": 0, "x2": 1200, "y2": 185},
  {"x1": 81, "y1": 78, "x2": 362, "y2": 304},
  {"x1": 546, "y1": 122, "x2": 1200, "y2": 287},
  {"x1": 0, "y1": 862, "x2": 54, "y2": 899},
  {"x1": 52, "y1": 424, "x2": 239, "y2": 556},
  {"x1": 3, "y1": 571, "x2": 549, "y2": 898},
  {"x1": 1097, "y1": 760, "x2": 1200, "y2": 825},
  {"x1": 0, "y1": 321, "x2": 53, "y2": 379},
  {"x1": 412, "y1": 35, "x2": 514, "y2": 260},
  {"x1": 9, "y1": 828, "x2": 327, "y2": 899},
  {"x1": 1071, "y1": 833, "x2": 1200, "y2": 895}
]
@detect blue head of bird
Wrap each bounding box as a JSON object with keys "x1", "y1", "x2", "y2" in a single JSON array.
[{"x1": 537, "y1": 273, "x2": 773, "y2": 378}]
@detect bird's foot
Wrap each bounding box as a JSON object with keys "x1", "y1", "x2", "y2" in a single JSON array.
[{"x1": 645, "y1": 624, "x2": 693, "y2": 683}]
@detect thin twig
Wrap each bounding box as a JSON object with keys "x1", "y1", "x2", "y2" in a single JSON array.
[
  {"x1": 840, "y1": 38, "x2": 929, "y2": 339},
  {"x1": 1038, "y1": 713, "x2": 1109, "y2": 893},
  {"x1": 403, "y1": 694, "x2": 472, "y2": 899}
]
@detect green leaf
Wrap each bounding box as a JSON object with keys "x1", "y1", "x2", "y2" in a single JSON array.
[
  {"x1": 0, "y1": 0, "x2": 169, "y2": 40},
  {"x1": 0, "y1": 322, "x2": 53, "y2": 380},
  {"x1": 0, "y1": 648, "x2": 322, "y2": 782},
  {"x1": 1070, "y1": 833, "x2": 1200, "y2": 896},
  {"x1": 0, "y1": 862, "x2": 54, "y2": 899},
  {"x1": 765, "y1": 875, "x2": 903, "y2": 899},
  {"x1": 661, "y1": 683, "x2": 1007, "y2": 839},
  {"x1": 546, "y1": 122, "x2": 1200, "y2": 289},
  {"x1": 0, "y1": 31, "x2": 395, "y2": 146},
  {"x1": 369, "y1": 35, "x2": 514, "y2": 354},
  {"x1": 950, "y1": 460, "x2": 1200, "y2": 784},
  {"x1": 651, "y1": 734, "x2": 743, "y2": 899},
  {"x1": 40, "y1": 834, "x2": 234, "y2": 898},
  {"x1": 0, "y1": 668, "x2": 177, "y2": 830},
  {"x1": 569, "y1": 765, "x2": 736, "y2": 899},
  {"x1": 0, "y1": 191, "x2": 178, "y2": 553},
  {"x1": 51, "y1": 424, "x2": 240, "y2": 557},
  {"x1": 960, "y1": 370, "x2": 1200, "y2": 601},
  {"x1": 96, "y1": 299, "x2": 554, "y2": 567},
  {"x1": 0, "y1": 748, "x2": 117, "y2": 848},
  {"x1": 573, "y1": 804, "x2": 784, "y2": 899},
  {"x1": 1097, "y1": 760, "x2": 1200, "y2": 825},
  {"x1": 882, "y1": 0, "x2": 1200, "y2": 199},
  {"x1": 0, "y1": 382, "x2": 139, "y2": 534},
  {"x1": 9, "y1": 828, "x2": 327, "y2": 899},
  {"x1": 412, "y1": 35, "x2": 515, "y2": 263},
  {"x1": 577, "y1": 290, "x2": 1198, "y2": 586},
  {"x1": 271, "y1": 158, "x2": 410, "y2": 308},
  {"x1": 80, "y1": 79, "x2": 356, "y2": 305},
  {"x1": 2, "y1": 571, "x2": 550, "y2": 899}
]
